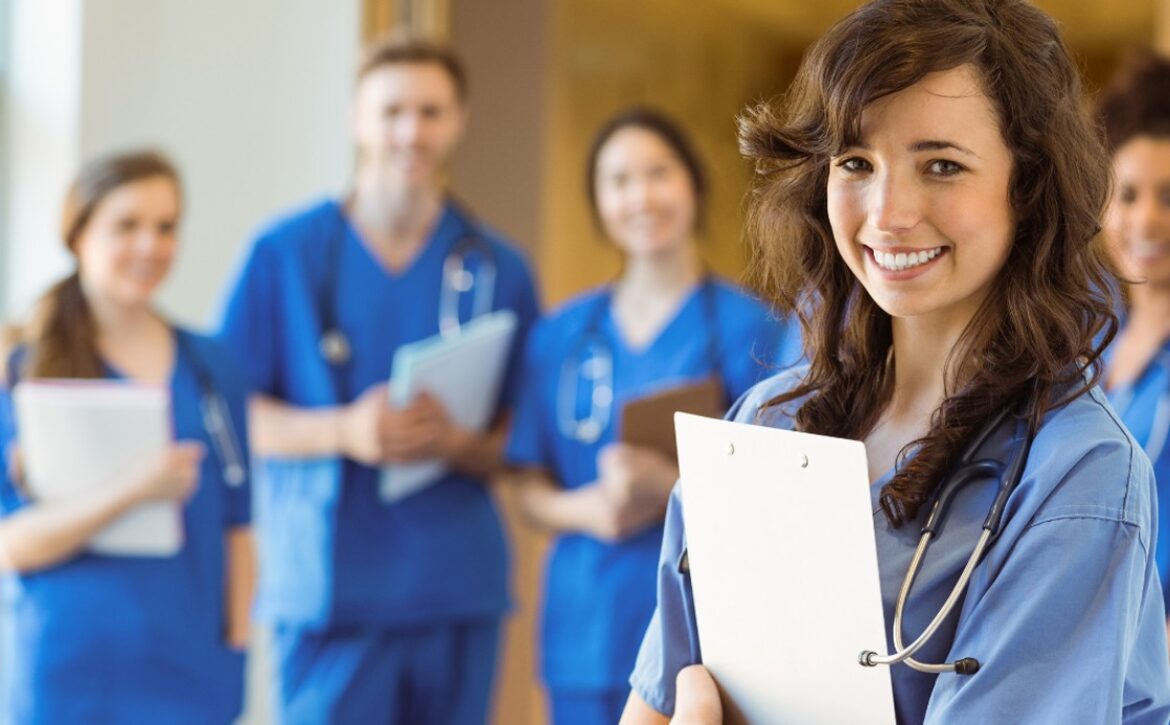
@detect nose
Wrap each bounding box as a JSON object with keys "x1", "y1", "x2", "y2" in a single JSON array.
[
  {"x1": 870, "y1": 168, "x2": 922, "y2": 233},
  {"x1": 132, "y1": 228, "x2": 171, "y2": 256},
  {"x1": 393, "y1": 111, "x2": 424, "y2": 146},
  {"x1": 625, "y1": 175, "x2": 654, "y2": 211},
  {"x1": 1130, "y1": 193, "x2": 1169, "y2": 242}
]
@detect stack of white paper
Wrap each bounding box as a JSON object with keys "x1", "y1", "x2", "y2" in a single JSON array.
[
  {"x1": 14, "y1": 380, "x2": 180, "y2": 556},
  {"x1": 379, "y1": 310, "x2": 518, "y2": 502}
]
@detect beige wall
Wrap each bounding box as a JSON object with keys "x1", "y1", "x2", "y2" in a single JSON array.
[{"x1": 1158, "y1": 0, "x2": 1170, "y2": 53}]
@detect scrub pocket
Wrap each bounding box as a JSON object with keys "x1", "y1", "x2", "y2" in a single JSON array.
[{"x1": 254, "y1": 457, "x2": 341, "y2": 625}]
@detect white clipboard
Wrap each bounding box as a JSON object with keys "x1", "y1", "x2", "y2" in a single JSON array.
[
  {"x1": 675, "y1": 412, "x2": 896, "y2": 725},
  {"x1": 379, "y1": 310, "x2": 518, "y2": 502},
  {"x1": 14, "y1": 380, "x2": 181, "y2": 557}
]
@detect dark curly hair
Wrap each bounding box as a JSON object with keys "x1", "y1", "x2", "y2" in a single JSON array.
[
  {"x1": 1096, "y1": 49, "x2": 1170, "y2": 152},
  {"x1": 739, "y1": 0, "x2": 1117, "y2": 527}
]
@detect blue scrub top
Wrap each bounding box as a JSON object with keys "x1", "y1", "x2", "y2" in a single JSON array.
[
  {"x1": 1105, "y1": 340, "x2": 1170, "y2": 613},
  {"x1": 505, "y1": 280, "x2": 795, "y2": 692},
  {"x1": 0, "y1": 329, "x2": 251, "y2": 725},
  {"x1": 217, "y1": 198, "x2": 539, "y2": 629},
  {"x1": 631, "y1": 367, "x2": 1170, "y2": 723}
]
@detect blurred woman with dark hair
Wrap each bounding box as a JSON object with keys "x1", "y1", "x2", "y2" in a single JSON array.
[
  {"x1": 505, "y1": 108, "x2": 797, "y2": 723},
  {"x1": 622, "y1": 0, "x2": 1170, "y2": 722},
  {"x1": 0, "y1": 151, "x2": 253, "y2": 724},
  {"x1": 1097, "y1": 49, "x2": 1170, "y2": 631}
]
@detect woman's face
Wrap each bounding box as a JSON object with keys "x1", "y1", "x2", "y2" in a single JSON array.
[
  {"x1": 593, "y1": 126, "x2": 698, "y2": 260},
  {"x1": 75, "y1": 176, "x2": 181, "y2": 309},
  {"x1": 827, "y1": 64, "x2": 1016, "y2": 330},
  {"x1": 1104, "y1": 135, "x2": 1170, "y2": 289}
]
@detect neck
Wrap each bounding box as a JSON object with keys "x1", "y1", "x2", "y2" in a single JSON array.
[
  {"x1": 351, "y1": 167, "x2": 444, "y2": 244},
  {"x1": 616, "y1": 241, "x2": 703, "y2": 300},
  {"x1": 1126, "y1": 283, "x2": 1170, "y2": 338},
  {"x1": 886, "y1": 313, "x2": 968, "y2": 422},
  {"x1": 86, "y1": 296, "x2": 163, "y2": 346}
]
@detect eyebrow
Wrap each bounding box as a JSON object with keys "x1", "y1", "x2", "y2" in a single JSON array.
[{"x1": 851, "y1": 139, "x2": 981, "y2": 159}]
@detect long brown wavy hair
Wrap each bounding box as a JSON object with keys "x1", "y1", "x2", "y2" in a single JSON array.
[
  {"x1": 739, "y1": 0, "x2": 1117, "y2": 526},
  {"x1": 13, "y1": 151, "x2": 181, "y2": 381}
]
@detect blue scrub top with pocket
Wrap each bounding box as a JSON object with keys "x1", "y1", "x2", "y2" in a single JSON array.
[
  {"x1": 631, "y1": 367, "x2": 1170, "y2": 723},
  {"x1": 505, "y1": 280, "x2": 797, "y2": 693},
  {"x1": 1105, "y1": 341, "x2": 1170, "y2": 613},
  {"x1": 0, "y1": 329, "x2": 251, "y2": 725},
  {"x1": 217, "y1": 199, "x2": 539, "y2": 629}
]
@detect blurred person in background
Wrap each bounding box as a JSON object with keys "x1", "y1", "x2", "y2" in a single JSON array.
[
  {"x1": 0, "y1": 150, "x2": 254, "y2": 724},
  {"x1": 1097, "y1": 49, "x2": 1170, "y2": 640},
  {"x1": 217, "y1": 35, "x2": 539, "y2": 724},
  {"x1": 505, "y1": 108, "x2": 798, "y2": 725}
]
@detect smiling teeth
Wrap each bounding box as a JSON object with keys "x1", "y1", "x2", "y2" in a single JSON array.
[{"x1": 873, "y1": 247, "x2": 942, "y2": 271}]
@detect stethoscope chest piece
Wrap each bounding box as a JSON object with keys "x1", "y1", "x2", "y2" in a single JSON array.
[
  {"x1": 319, "y1": 329, "x2": 351, "y2": 367},
  {"x1": 558, "y1": 340, "x2": 615, "y2": 444}
]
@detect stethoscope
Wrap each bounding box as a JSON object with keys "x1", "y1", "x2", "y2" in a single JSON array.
[
  {"x1": 557, "y1": 278, "x2": 724, "y2": 444},
  {"x1": 175, "y1": 335, "x2": 247, "y2": 487},
  {"x1": 1107, "y1": 349, "x2": 1170, "y2": 465},
  {"x1": 857, "y1": 405, "x2": 1036, "y2": 675},
  {"x1": 317, "y1": 201, "x2": 497, "y2": 372},
  {"x1": 673, "y1": 402, "x2": 1035, "y2": 676}
]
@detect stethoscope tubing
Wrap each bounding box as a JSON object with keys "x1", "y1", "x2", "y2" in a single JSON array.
[
  {"x1": 860, "y1": 406, "x2": 1034, "y2": 676},
  {"x1": 557, "y1": 278, "x2": 723, "y2": 444},
  {"x1": 318, "y1": 203, "x2": 497, "y2": 374},
  {"x1": 175, "y1": 334, "x2": 247, "y2": 488}
]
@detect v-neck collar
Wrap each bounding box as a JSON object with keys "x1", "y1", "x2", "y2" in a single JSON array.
[
  {"x1": 1104, "y1": 334, "x2": 1170, "y2": 413},
  {"x1": 334, "y1": 199, "x2": 460, "y2": 283},
  {"x1": 100, "y1": 326, "x2": 181, "y2": 390},
  {"x1": 603, "y1": 281, "x2": 707, "y2": 358}
]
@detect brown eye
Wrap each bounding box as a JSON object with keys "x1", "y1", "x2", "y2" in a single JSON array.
[
  {"x1": 927, "y1": 159, "x2": 964, "y2": 176},
  {"x1": 836, "y1": 157, "x2": 872, "y2": 173}
]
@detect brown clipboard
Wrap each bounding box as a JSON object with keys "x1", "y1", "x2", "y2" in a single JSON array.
[{"x1": 619, "y1": 377, "x2": 726, "y2": 461}]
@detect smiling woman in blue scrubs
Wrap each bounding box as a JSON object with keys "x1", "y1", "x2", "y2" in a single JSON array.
[
  {"x1": 217, "y1": 37, "x2": 539, "y2": 724},
  {"x1": 505, "y1": 109, "x2": 797, "y2": 724},
  {"x1": 0, "y1": 151, "x2": 254, "y2": 724},
  {"x1": 621, "y1": 1, "x2": 1170, "y2": 723},
  {"x1": 1097, "y1": 51, "x2": 1170, "y2": 632}
]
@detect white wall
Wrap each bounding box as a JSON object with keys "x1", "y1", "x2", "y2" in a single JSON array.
[
  {"x1": 4, "y1": 0, "x2": 360, "y2": 328},
  {"x1": 3, "y1": 0, "x2": 83, "y2": 321}
]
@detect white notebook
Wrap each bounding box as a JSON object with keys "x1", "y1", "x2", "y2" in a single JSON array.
[
  {"x1": 379, "y1": 310, "x2": 518, "y2": 502},
  {"x1": 675, "y1": 412, "x2": 896, "y2": 725},
  {"x1": 14, "y1": 380, "x2": 181, "y2": 556}
]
